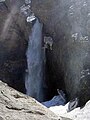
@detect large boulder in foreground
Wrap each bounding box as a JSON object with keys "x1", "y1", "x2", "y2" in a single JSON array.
[
  {"x1": 0, "y1": 0, "x2": 31, "y2": 93},
  {"x1": 31, "y1": 0, "x2": 90, "y2": 105},
  {"x1": 0, "y1": 80, "x2": 71, "y2": 120}
]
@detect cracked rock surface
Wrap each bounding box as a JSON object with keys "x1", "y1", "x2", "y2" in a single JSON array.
[{"x1": 0, "y1": 81, "x2": 71, "y2": 120}]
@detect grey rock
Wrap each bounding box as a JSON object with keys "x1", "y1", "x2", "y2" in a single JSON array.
[
  {"x1": 31, "y1": 0, "x2": 90, "y2": 105},
  {"x1": 0, "y1": 0, "x2": 31, "y2": 93},
  {"x1": 0, "y1": 80, "x2": 71, "y2": 120}
]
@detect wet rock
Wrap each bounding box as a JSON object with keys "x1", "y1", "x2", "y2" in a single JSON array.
[
  {"x1": 0, "y1": 0, "x2": 31, "y2": 93},
  {"x1": 31, "y1": 0, "x2": 90, "y2": 105}
]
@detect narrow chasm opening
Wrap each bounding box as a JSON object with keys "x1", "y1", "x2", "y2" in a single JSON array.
[
  {"x1": 0, "y1": 0, "x2": 66, "y2": 104},
  {"x1": 24, "y1": 17, "x2": 67, "y2": 109},
  {"x1": 1, "y1": 1, "x2": 90, "y2": 117}
]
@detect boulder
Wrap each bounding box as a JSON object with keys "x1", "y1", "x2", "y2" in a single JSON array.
[
  {"x1": 31, "y1": 0, "x2": 90, "y2": 105},
  {"x1": 0, "y1": 80, "x2": 71, "y2": 120}
]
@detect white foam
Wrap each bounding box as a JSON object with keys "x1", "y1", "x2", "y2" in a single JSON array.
[{"x1": 27, "y1": 15, "x2": 36, "y2": 22}]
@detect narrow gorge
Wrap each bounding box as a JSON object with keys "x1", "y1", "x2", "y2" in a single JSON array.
[{"x1": 1, "y1": 0, "x2": 90, "y2": 115}]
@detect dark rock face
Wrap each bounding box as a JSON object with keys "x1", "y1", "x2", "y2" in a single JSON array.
[
  {"x1": 0, "y1": 0, "x2": 31, "y2": 93},
  {"x1": 32, "y1": 0, "x2": 90, "y2": 105}
]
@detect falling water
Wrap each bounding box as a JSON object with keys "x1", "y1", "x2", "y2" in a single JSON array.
[{"x1": 25, "y1": 19, "x2": 44, "y2": 102}]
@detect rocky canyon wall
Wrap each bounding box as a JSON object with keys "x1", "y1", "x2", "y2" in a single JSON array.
[
  {"x1": 0, "y1": 0, "x2": 31, "y2": 93},
  {"x1": 31, "y1": 0, "x2": 90, "y2": 105}
]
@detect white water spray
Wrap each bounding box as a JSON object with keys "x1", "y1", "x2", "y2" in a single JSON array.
[{"x1": 25, "y1": 19, "x2": 44, "y2": 102}]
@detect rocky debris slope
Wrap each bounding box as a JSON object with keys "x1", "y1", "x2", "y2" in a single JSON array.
[{"x1": 0, "y1": 80, "x2": 71, "y2": 120}]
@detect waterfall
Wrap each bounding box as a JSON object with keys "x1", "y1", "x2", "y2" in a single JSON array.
[{"x1": 25, "y1": 19, "x2": 44, "y2": 102}]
